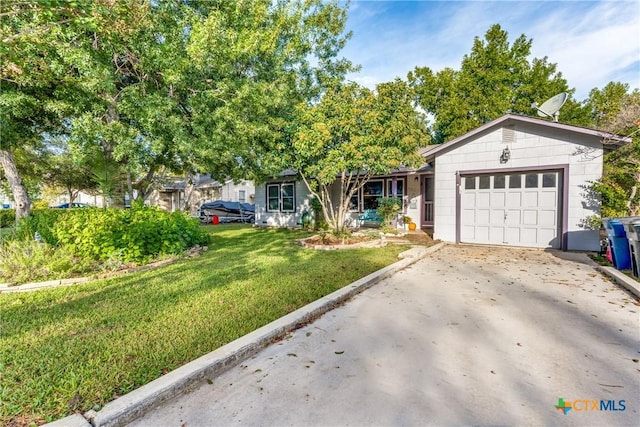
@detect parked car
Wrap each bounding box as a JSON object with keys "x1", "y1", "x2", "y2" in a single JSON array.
[{"x1": 51, "y1": 202, "x2": 91, "y2": 208}]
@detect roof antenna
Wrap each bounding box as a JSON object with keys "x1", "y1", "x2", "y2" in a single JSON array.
[{"x1": 531, "y1": 92, "x2": 567, "y2": 122}]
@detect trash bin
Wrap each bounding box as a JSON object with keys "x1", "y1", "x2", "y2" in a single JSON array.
[
  {"x1": 604, "y1": 219, "x2": 631, "y2": 270},
  {"x1": 622, "y1": 220, "x2": 640, "y2": 278}
]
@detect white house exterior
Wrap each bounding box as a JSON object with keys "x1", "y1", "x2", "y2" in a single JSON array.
[
  {"x1": 254, "y1": 172, "x2": 313, "y2": 227},
  {"x1": 255, "y1": 114, "x2": 629, "y2": 251},
  {"x1": 424, "y1": 114, "x2": 631, "y2": 251}
]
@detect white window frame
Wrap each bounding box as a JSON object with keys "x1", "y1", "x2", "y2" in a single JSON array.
[
  {"x1": 386, "y1": 178, "x2": 405, "y2": 198},
  {"x1": 266, "y1": 182, "x2": 296, "y2": 213},
  {"x1": 348, "y1": 178, "x2": 406, "y2": 213},
  {"x1": 238, "y1": 189, "x2": 246, "y2": 203}
]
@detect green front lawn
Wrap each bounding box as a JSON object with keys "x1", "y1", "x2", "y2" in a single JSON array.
[{"x1": 0, "y1": 225, "x2": 407, "y2": 425}]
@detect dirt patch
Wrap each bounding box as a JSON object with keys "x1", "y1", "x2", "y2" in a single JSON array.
[
  {"x1": 301, "y1": 234, "x2": 375, "y2": 246},
  {"x1": 299, "y1": 231, "x2": 437, "y2": 250},
  {"x1": 298, "y1": 234, "x2": 387, "y2": 250}
]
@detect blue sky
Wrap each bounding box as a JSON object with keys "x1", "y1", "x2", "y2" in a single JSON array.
[{"x1": 340, "y1": 0, "x2": 640, "y2": 100}]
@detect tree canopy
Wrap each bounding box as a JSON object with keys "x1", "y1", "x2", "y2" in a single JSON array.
[
  {"x1": 1, "y1": 0, "x2": 354, "y2": 217},
  {"x1": 408, "y1": 24, "x2": 585, "y2": 144},
  {"x1": 281, "y1": 81, "x2": 427, "y2": 233}
]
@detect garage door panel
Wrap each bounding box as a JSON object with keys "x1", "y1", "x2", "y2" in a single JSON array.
[
  {"x1": 521, "y1": 227, "x2": 537, "y2": 244},
  {"x1": 540, "y1": 191, "x2": 558, "y2": 208},
  {"x1": 462, "y1": 209, "x2": 475, "y2": 223},
  {"x1": 523, "y1": 191, "x2": 538, "y2": 207},
  {"x1": 461, "y1": 225, "x2": 475, "y2": 240},
  {"x1": 475, "y1": 226, "x2": 489, "y2": 242},
  {"x1": 462, "y1": 192, "x2": 476, "y2": 205},
  {"x1": 505, "y1": 227, "x2": 520, "y2": 243},
  {"x1": 461, "y1": 170, "x2": 561, "y2": 249},
  {"x1": 506, "y1": 192, "x2": 521, "y2": 208},
  {"x1": 476, "y1": 192, "x2": 490, "y2": 208},
  {"x1": 539, "y1": 210, "x2": 557, "y2": 226},
  {"x1": 476, "y1": 209, "x2": 490, "y2": 224},
  {"x1": 491, "y1": 192, "x2": 506, "y2": 208},
  {"x1": 506, "y1": 209, "x2": 521, "y2": 225},
  {"x1": 490, "y1": 227, "x2": 504, "y2": 243},
  {"x1": 522, "y1": 210, "x2": 538, "y2": 225},
  {"x1": 538, "y1": 228, "x2": 557, "y2": 246},
  {"x1": 491, "y1": 209, "x2": 504, "y2": 225}
]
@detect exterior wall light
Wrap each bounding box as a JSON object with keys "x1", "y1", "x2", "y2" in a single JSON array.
[{"x1": 500, "y1": 146, "x2": 510, "y2": 163}]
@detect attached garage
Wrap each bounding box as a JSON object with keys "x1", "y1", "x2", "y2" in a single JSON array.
[
  {"x1": 423, "y1": 114, "x2": 630, "y2": 252},
  {"x1": 460, "y1": 169, "x2": 563, "y2": 248}
]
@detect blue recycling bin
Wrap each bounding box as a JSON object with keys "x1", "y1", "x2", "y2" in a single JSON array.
[{"x1": 605, "y1": 219, "x2": 631, "y2": 270}]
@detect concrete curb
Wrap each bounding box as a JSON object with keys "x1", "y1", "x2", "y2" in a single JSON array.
[
  {"x1": 0, "y1": 277, "x2": 91, "y2": 293},
  {"x1": 48, "y1": 242, "x2": 446, "y2": 427},
  {"x1": 0, "y1": 258, "x2": 180, "y2": 293},
  {"x1": 597, "y1": 266, "x2": 640, "y2": 299}
]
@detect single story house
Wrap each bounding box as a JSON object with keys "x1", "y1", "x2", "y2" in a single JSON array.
[{"x1": 254, "y1": 114, "x2": 630, "y2": 251}]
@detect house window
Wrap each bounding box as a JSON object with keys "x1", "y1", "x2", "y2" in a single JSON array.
[
  {"x1": 238, "y1": 189, "x2": 246, "y2": 203},
  {"x1": 348, "y1": 182, "x2": 360, "y2": 211},
  {"x1": 348, "y1": 178, "x2": 405, "y2": 212},
  {"x1": 386, "y1": 179, "x2": 405, "y2": 198},
  {"x1": 266, "y1": 183, "x2": 295, "y2": 212},
  {"x1": 362, "y1": 180, "x2": 384, "y2": 210}
]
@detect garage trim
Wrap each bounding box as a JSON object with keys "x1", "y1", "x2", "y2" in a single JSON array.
[{"x1": 455, "y1": 164, "x2": 569, "y2": 250}]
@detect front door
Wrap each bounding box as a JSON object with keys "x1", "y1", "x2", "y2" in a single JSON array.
[{"x1": 422, "y1": 175, "x2": 434, "y2": 228}]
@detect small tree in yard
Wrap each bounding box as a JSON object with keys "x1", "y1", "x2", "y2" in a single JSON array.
[{"x1": 284, "y1": 81, "x2": 427, "y2": 234}]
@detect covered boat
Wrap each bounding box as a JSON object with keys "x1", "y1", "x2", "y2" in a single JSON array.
[{"x1": 199, "y1": 200, "x2": 255, "y2": 223}]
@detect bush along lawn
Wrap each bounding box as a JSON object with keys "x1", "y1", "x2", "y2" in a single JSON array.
[
  {"x1": 0, "y1": 206, "x2": 210, "y2": 285},
  {"x1": 0, "y1": 225, "x2": 408, "y2": 425}
]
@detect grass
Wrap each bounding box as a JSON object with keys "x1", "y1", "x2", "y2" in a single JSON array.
[
  {"x1": 0, "y1": 225, "x2": 408, "y2": 425},
  {"x1": 589, "y1": 252, "x2": 640, "y2": 283}
]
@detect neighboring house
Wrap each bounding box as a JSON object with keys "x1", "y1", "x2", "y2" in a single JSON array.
[
  {"x1": 255, "y1": 114, "x2": 630, "y2": 251},
  {"x1": 148, "y1": 174, "x2": 255, "y2": 216}
]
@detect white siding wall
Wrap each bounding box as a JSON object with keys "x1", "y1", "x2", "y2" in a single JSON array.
[
  {"x1": 219, "y1": 180, "x2": 255, "y2": 203},
  {"x1": 433, "y1": 124, "x2": 603, "y2": 251},
  {"x1": 255, "y1": 180, "x2": 312, "y2": 227}
]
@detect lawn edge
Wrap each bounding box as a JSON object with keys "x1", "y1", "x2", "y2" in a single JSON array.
[{"x1": 47, "y1": 242, "x2": 446, "y2": 427}]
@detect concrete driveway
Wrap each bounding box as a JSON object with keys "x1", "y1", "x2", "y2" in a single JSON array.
[{"x1": 130, "y1": 245, "x2": 639, "y2": 426}]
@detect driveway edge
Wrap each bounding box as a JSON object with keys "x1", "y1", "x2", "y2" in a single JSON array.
[
  {"x1": 49, "y1": 242, "x2": 445, "y2": 427},
  {"x1": 597, "y1": 266, "x2": 640, "y2": 298}
]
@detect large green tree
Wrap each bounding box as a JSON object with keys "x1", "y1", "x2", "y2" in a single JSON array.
[
  {"x1": 2, "y1": 0, "x2": 354, "y2": 214},
  {"x1": 408, "y1": 24, "x2": 586, "y2": 144},
  {"x1": 281, "y1": 81, "x2": 427, "y2": 233},
  {"x1": 0, "y1": 0, "x2": 144, "y2": 217}
]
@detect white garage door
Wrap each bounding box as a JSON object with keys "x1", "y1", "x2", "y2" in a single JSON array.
[{"x1": 460, "y1": 171, "x2": 562, "y2": 248}]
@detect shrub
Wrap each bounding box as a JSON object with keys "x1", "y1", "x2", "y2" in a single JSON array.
[
  {"x1": 52, "y1": 206, "x2": 210, "y2": 263},
  {"x1": 0, "y1": 209, "x2": 15, "y2": 228},
  {"x1": 14, "y1": 208, "x2": 66, "y2": 244},
  {"x1": 376, "y1": 197, "x2": 402, "y2": 226},
  {"x1": 0, "y1": 240, "x2": 94, "y2": 285}
]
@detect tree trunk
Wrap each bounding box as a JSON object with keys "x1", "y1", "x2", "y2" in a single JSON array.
[{"x1": 0, "y1": 149, "x2": 31, "y2": 221}]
